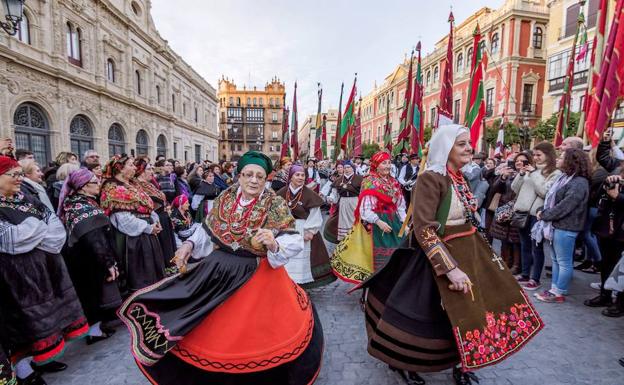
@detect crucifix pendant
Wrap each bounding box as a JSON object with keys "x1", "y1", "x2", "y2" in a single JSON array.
[{"x1": 491, "y1": 253, "x2": 505, "y2": 270}]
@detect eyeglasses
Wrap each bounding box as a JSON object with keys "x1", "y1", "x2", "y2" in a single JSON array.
[
  {"x1": 86, "y1": 181, "x2": 99, "y2": 185},
  {"x1": 4, "y1": 171, "x2": 24, "y2": 179},
  {"x1": 240, "y1": 172, "x2": 266, "y2": 181}
]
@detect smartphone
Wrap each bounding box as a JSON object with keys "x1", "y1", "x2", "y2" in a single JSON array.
[
  {"x1": 507, "y1": 160, "x2": 514, "y2": 168},
  {"x1": 522, "y1": 160, "x2": 529, "y2": 166}
]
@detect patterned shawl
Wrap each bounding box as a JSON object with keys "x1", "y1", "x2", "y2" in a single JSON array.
[
  {"x1": 206, "y1": 184, "x2": 296, "y2": 256},
  {"x1": 354, "y1": 172, "x2": 403, "y2": 221},
  {"x1": 100, "y1": 178, "x2": 154, "y2": 216},
  {"x1": 61, "y1": 193, "x2": 109, "y2": 247},
  {"x1": 135, "y1": 178, "x2": 167, "y2": 206}
]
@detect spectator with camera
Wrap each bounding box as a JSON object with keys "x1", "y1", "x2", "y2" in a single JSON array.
[
  {"x1": 585, "y1": 129, "x2": 624, "y2": 316},
  {"x1": 511, "y1": 142, "x2": 561, "y2": 290}
]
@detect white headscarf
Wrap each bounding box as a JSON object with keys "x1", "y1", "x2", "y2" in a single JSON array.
[{"x1": 426, "y1": 124, "x2": 469, "y2": 176}]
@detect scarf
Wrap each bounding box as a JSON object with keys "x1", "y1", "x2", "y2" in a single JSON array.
[
  {"x1": 426, "y1": 124, "x2": 469, "y2": 176},
  {"x1": 62, "y1": 193, "x2": 109, "y2": 247},
  {"x1": 541, "y1": 174, "x2": 574, "y2": 242},
  {"x1": 100, "y1": 178, "x2": 154, "y2": 216},
  {"x1": 354, "y1": 171, "x2": 403, "y2": 221},
  {"x1": 135, "y1": 178, "x2": 167, "y2": 205}
]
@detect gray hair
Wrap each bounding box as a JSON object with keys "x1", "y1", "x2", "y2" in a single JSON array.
[{"x1": 83, "y1": 149, "x2": 99, "y2": 161}]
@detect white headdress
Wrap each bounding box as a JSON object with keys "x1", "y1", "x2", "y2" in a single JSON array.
[{"x1": 426, "y1": 124, "x2": 469, "y2": 176}]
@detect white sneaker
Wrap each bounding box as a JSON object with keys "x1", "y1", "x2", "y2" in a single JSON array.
[{"x1": 590, "y1": 282, "x2": 601, "y2": 290}]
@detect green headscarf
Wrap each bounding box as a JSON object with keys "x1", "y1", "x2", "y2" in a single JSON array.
[{"x1": 237, "y1": 151, "x2": 273, "y2": 175}]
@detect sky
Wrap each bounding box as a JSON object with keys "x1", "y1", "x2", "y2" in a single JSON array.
[{"x1": 150, "y1": 0, "x2": 504, "y2": 120}]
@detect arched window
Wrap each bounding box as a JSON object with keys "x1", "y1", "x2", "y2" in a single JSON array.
[
  {"x1": 106, "y1": 59, "x2": 115, "y2": 82},
  {"x1": 108, "y1": 124, "x2": 125, "y2": 157},
  {"x1": 491, "y1": 33, "x2": 500, "y2": 54},
  {"x1": 156, "y1": 85, "x2": 161, "y2": 104},
  {"x1": 259, "y1": 98, "x2": 263, "y2": 106},
  {"x1": 156, "y1": 134, "x2": 167, "y2": 157},
  {"x1": 253, "y1": 97, "x2": 257, "y2": 106},
  {"x1": 246, "y1": 97, "x2": 251, "y2": 106},
  {"x1": 479, "y1": 41, "x2": 486, "y2": 55},
  {"x1": 135, "y1": 70, "x2": 141, "y2": 95},
  {"x1": 426, "y1": 71, "x2": 431, "y2": 86},
  {"x1": 69, "y1": 115, "x2": 93, "y2": 159},
  {"x1": 533, "y1": 26, "x2": 543, "y2": 49},
  {"x1": 14, "y1": 103, "x2": 50, "y2": 165},
  {"x1": 16, "y1": 12, "x2": 30, "y2": 44},
  {"x1": 270, "y1": 97, "x2": 274, "y2": 107},
  {"x1": 433, "y1": 66, "x2": 439, "y2": 83},
  {"x1": 467, "y1": 47, "x2": 474, "y2": 69},
  {"x1": 456, "y1": 53, "x2": 463, "y2": 71},
  {"x1": 236, "y1": 97, "x2": 241, "y2": 106},
  {"x1": 66, "y1": 22, "x2": 82, "y2": 66},
  {"x1": 136, "y1": 129, "x2": 149, "y2": 156},
  {"x1": 275, "y1": 98, "x2": 279, "y2": 108}
]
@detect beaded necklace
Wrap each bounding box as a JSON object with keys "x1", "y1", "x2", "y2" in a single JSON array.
[
  {"x1": 447, "y1": 166, "x2": 480, "y2": 228},
  {"x1": 224, "y1": 192, "x2": 259, "y2": 250},
  {"x1": 286, "y1": 185, "x2": 304, "y2": 209}
]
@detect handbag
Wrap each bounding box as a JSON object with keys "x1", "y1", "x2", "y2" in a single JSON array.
[
  {"x1": 494, "y1": 201, "x2": 514, "y2": 224},
  {"x1": 487, "y1": 193, "x2": 501, "y2": 212},
  {"x1": 510, "y1": 210, "x2": 529, "y2": 229}
]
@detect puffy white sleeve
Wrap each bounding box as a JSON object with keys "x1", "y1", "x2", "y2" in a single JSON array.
[
  {"x1": 326, "y1": 187, "x2": 339, "y2": 204},
  {"x1": 37, "y1": 214, "x2": 67, "y2": 254},
  {"x1": 320, "y1": 181, "x2": 332, "y2": 197},
  {"x1": 110, "y1": 212, "x2": 153, "y2": 236},
  {"x1": 191, "y1": 194, "x2": 205, "y2": 211},
  {"x1": 397, "y1": 193, "x2": 407, "y2": 223},
  {"x1": 187, "y1": 226, "x2": 213, "y2": 259},
  {"x1": 359, "y1": 195, "x2": 379, "y2": 224},
  {"x1": 303, "y1": 207, "x2": 323, "y2": 234},
  {"x1": 0, "y1": 216, "x2": 48, "y2": 254},
  {"x1": 397, "y1": 165, "x2": 407, "y2": 186},
  {"x1": 267, "y1": 232, "x2": 303, "y2": 269}
]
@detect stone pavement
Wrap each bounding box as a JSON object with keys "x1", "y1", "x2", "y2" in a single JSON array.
[{"x1": 46, "y1": 243, "x2": 624, "y2": 385}]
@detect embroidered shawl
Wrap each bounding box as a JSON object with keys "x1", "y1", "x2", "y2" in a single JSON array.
[
  {"x1": 205, "y1": 184, "x2": 295, "y2": 256},
  {"x1": 135, "y1": 178, "x2": 167, "y2": 206},
  {"x1": 100, "y1": 178, "x2": 154, "y2": 216},
  {"x1": 61, "y1": 193, "x2": 110, "y2": 247},
  {"x1": 0, "y1": 192, "x2": 50, "y2": 224},
  {"x1": 354, "y1": 172, "x2": 403, "y2": 221}
]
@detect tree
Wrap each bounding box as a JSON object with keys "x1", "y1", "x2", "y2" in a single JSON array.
[
  {"x1": 362, "y1": 142, "x2": 380, "y2": 159},
  {"x1": 423, "y1": 125, "x2": 433, "y2": 143},
  {"x1": 532, "y1": 112, "x2": 580, "y2": 143}
]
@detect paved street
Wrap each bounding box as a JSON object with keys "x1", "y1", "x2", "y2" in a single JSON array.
[{"x1": 46, "y1": 241, "x2": 624, "y2": 385}]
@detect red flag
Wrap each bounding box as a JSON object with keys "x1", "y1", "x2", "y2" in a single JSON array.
[
  {"x1": 411, "y1": 41, "x2": 424, "y2": 156},
  {"x1": 314, "y1": 84, "x2": 323, "y2": 160},
  {"x1": 393, "y1": 51, "x2": 414, "y2": 156},
  {"x1": 439, "y1": 12, "x2": 454, "y2": 118},
  {"x1": 280, "y1": 106, "x2": 290, "y2": 159},
  {"x1": 340, "y1": 77, "x2": 358, "y2": 153},
  {"x1": 333, "y1": 83, "x2": 344, "y2": 161},
  {"x1": 290, "y1": 82, "x2": 299, "y2": 160},
  {"x1": 587, "y1": 0, "x2": 624, "y2": 145},
  {"x1": 464, "y1": 25, "x2": 486, "y2": 149},
  {"x1": 353, "y1": 100, "x2": 362, "y2": 157}
]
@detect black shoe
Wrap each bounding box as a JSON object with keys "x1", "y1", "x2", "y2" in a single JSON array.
[
  {"x1": 574, "y1": 260, "x2": 592, "y2": 271},
  {"x1": 31, "y1": 361, "x2": 67, "y2": 373},
  {"x1": 602, "y1": 304, "x2": 624, "y2": 318},
  {"x1": 17, "y1": 372, "x2": 47, "y2": 385},
  {"x1": 453, "y1": 366, "x2": 479, "y2": 385},
  {"x1": 545, "y1": 265, "x2": 552, "y2": 272},
  {"x1": 619, "y1": 357, "x2": 624, "y2": 368},
  {"x1": 389, "y1": 365, "x2": 426, "y2": 385},
  {"x1": 86, "y1": 329, "x2": 116, "y2": 345},
  {"x1": 584, "y1": 294, "x2": 613, "y2": 307}
]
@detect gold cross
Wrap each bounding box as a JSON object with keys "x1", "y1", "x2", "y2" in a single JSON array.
[{"x1": 491, "y1": 253, "x2": 505, "y2": 270}]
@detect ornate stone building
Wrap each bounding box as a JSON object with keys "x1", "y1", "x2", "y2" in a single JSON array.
[
  {"x1": 0, "y1": 0, "x2": 219, "y2": 165},
  {"x1": 217, "y1": 77, "x2": 285, "y2": 161},
  {"x1": 299, "y1": 109, "x2": 339, "y2": 160}
]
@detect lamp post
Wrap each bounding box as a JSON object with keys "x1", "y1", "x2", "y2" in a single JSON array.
[
  {"x1": 1, "y1": 0, "x2": 25, "y2": 36},
  {"x1": 521, "y1": 116, "x2": 530, "y2": 151},
  {"x1": 229, "y1": 125, "x2": 238, "y2": 161}
]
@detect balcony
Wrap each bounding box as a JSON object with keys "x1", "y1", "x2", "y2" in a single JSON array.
[
  {"x1": 549, "y1": 70, "x2": 588, "y2": 92},
  {"x1": 521, "y1": 103, "x2": 538, "y2": 115},
  {"x1": 228, "y1": 131, "x2": 244, "y2": 141},
  {"x1": 246, "y1": 134, "x2": 264, "y2": 142}
]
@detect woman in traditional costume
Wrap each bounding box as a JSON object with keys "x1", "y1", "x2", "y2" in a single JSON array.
[
  {"x1": 0, "y1": 156, "x2": 88, "y2": 385},
  {"x1": 117, "y1": 151, "x2": 323, "y2": 385},
  {"x1": 190, "y1": 169, "x2": 222, "y2": 223},
  {"x1": 170, "y1": 195, "x2": 201, "y2": 247},
  {"x1": 271, "y1": 156, "x2": 292, "y2": 192},
  {"x1": 58, "y1": 168, "x2": 122, "y2": 345},
  {"x1": 277, "y1": 164, "x2": 336, "y2": 288},
  {"x1": 324, "y1": 161, "x2": 363, "y2": 243},
  {"x1": 331, "y1": 151, "x2": 406, "y2": 283},
  {"x1": 100, "y1": 155, "x2": 165, "y2": 294},
  {"x1": 134, "y1": 158, "x2": 177, "y2": 272},
  {"x1": 355, "y1": 125, "x2": 544, "y2": 385}
]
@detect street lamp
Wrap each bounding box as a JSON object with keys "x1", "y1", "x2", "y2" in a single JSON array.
[
  {"x1": 1, "y1": 0, "x2": 25, "y2": 36},
  {"x1": 521, "y1": 116, "x2": 530, "y2": 150},
  {"x1": 230, "y1": 125, "x2": 238, "y2": 161}
]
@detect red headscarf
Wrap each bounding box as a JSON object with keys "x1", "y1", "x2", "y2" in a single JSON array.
[
  {"x1": 370, "y1": 151, "x2": 391, "y2": 173},
  {"x1": 172, "y1": 194, "x2": 189, "y2": 209},
  {"x1": 0, "y1": 155, "x2": 19, "y2": 175}
]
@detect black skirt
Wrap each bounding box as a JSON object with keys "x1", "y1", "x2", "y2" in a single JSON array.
[
  {"x1": 113, "y1": 229, "x2": 165, "y2": 294},
  {"x1": 156, "y1": 208, "x2": 177, "y2": 266}
]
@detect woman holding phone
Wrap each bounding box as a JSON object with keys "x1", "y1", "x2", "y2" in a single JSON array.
[{"x1": 511, "y1": 142, "x2": 561, "y2": 291}]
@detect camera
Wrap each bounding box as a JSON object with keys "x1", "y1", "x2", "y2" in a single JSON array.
[{"x1": 604, "y1": 180, "x2": 620, "y2": 190}]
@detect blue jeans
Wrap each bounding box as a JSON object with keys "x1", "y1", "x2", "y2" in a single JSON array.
[
  {"x1": 519, "y1": 215, "x2": 546, "y2": 282},
  {"x1": 583, "y1": 207, "x2": 602, "y2": 262},
  {"x1": 544, "y1": 229, "x2": 579, "y2": 295}
]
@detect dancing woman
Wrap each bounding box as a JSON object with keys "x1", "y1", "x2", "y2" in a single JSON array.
[
  {"x1": 277, "y1": 164, "x2": 336, "y2": 288},
  {"x1": 118, "y1": 151, "x2": 323, "y2": 385},
  {"x1": 355, "y1": 125, "x2": 544, "y2": 385}
]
